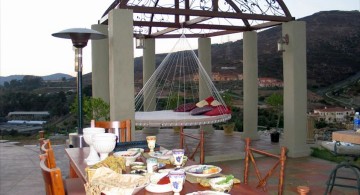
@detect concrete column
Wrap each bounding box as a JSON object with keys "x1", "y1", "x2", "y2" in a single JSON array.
[
  {"x1": 142, "y1": 38, "x2": 158, "y2": 134},
  {"x1": 282, "y1": 21, "x2": 310, "y2": 157},
  {"x1": 108, "y1": 9, "x2": 136, "y2": 135},
  {"x1": 198, "y1": 38, "x2": 214, "y2": 133},
  {"x1": 242, "y1": 31, "x2": 259, "y2": 140},
  {"x1": 143, "y1": 38, "x2": 156, "y2": 112},
  {"x1": 91, "y1": 24, "x2": 109, "y2": 104}
]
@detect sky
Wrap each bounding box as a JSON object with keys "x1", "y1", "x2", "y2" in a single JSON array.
[{"x1": 0, "y1": 0, "x2": 359, "y2": 77}]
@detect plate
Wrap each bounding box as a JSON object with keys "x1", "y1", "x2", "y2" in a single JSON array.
[
  {"x1": 148, "y1": 150, "x2": 173, "y2": 159},
  {"x1": 184, "y1": 165, "x2": 222, "y2": 178},
  {"x1": 186, "y1": 191, "x2": 229, "y2": 195},
  {"x1": 128, "y1": 148, "x2": 145, "y2": 153},
  {"x1": 158, "y1": 168, "x2": 175, "y2": 174},
  {"x1": 145, "y1": 173, "x2": 172, "y2": 193}
]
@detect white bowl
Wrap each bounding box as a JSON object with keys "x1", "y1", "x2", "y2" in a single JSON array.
[
  {"x1": 145, "y1": 173, "x2": 172, "y2": 193},
  {"x1": 113, "y1": 150, "x2": 141, "y2": 166},
  {"x1": 83, "y1": 127, "x2": 105, "y2": 145},
  {"x1": 209, "y1": 177, "x2": 234, "y2": 193},
  {"x1": 82, "y1": 127, "x2": 106, "y2": 165},
  {"x1": 92, "y1": 133, "x2": 116, "y2": 160}
]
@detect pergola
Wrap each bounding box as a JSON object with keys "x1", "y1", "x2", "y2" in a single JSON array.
[
  {"x1": 90, "y1": 0, "x2": 310, "y2": 158},
  {"x1": 99, "y1": 0, "x2": 293, "y2": 38}
]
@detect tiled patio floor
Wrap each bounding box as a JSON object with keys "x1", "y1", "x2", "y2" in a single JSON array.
[{"x1": 0, "y1": 129, "x2": 359, "y2": 195}]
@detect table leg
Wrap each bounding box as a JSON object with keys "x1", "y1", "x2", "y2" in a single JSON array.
[{"x1": 69, "y1": 161, "x2": 79, "y2": 178}]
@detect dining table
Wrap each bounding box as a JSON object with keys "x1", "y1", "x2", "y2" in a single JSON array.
[{"x1": 65, "y1": 147, "x2": 269, "y2": 195}]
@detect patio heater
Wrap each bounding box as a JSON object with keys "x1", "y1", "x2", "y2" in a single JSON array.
[{"x1": 52, "y1": 28, "x2": 107, "y2": 147}]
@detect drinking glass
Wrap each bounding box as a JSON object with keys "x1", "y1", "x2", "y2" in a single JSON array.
[
  {"x1": 172, "y1": 149, "x2": 185, "y2": 168},
  {"x1": 146, "y1": 136, "x2": 156, "y2": 153},
  {"x1": 169, "y1": 169, "x2": 185, "y2": 195}
]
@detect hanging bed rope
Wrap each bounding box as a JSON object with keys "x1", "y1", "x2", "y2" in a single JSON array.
[{"x1": 134, "y1": 33, "x2": 231, "y2": 127}]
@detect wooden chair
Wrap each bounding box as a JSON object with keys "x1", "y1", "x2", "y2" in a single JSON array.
[
  {"x1": 244, "y1": 138, "x2": 287, "y2": 195},
  {"x1": 91, "y1": 119, "x2": 132, "y2": 142},
  {"x1": 39, "y1": 154, "x2": 85, "y2": 195},
  {"x1": 180, "y1": 127, "x2": 205, "y2": 164},
  {"x1": 40, "y1": 140, "x2": 57, "y2": 169}
]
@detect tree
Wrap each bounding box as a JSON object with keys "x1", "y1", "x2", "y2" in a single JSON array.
[
  {"x1": 265, "y1": 93, "x2": 283, "y2": 129},
  {"x1": 71, "y1": 97, "x2": 110, "y2": 123}
]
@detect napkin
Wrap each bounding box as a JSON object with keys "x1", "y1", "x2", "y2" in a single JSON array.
[{"x1": 85, "y1": 167, "x2": 150, "y2": 195}]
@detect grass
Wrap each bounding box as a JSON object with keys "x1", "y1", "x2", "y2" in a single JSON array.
[{"x1": 311, "y1": 146, "x2": 360, "y2": 167}]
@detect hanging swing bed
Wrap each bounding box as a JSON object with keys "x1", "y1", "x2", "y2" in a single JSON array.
[{"x1": 134, "y1": 33, "x2": 232, "y2": 128}]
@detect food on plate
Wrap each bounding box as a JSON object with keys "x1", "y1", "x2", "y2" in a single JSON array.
[
  {"x1": 209, "y1": 176, "x2": 234, "y2": 192},
  {"x1": 203, "y1": 167, "x2": 220, "y2": 174},
  {"x1": 87, "y1": 156, "x2": 126, "y2": 174},
  {"x1": 216, "y1": 175, "x2": 234, "y2": 185},
  {"x1": 157, "y1": 175, "x2": 170, "y2": 185}
]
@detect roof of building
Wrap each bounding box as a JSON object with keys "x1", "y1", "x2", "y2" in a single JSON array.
[
  {"x1": 314, "y1": 107, "x2": 354, "y2": 112},
  {"x1": 7, "y1": 111, "x2": 50, "y2": 116}
]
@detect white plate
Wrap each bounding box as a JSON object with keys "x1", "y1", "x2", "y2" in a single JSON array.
[
  {"x1": 184, "y1": 165, "x2": 222, "y2": 178},
  {"x1": 148, "y1": 150, "x2": 173, "y2": 159},
  {"x1": 145, "y1": 173, "x2": 172, "y2": 193},
  {"x1": 158, "y1": 168, "x2": 175, "y2": 174},
  {"x1": 127, "y1": 148, "x2": 145, "y2": 153},
  {"x1": 186, "y1": 191, "x2": 229, "y2": 195}
]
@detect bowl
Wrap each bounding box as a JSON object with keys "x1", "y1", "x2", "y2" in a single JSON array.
[
  {"x1": 209, "y1": 177, "x2": 234, "y2": 193},
  {"x1": 92, "y1": 133, "x2": 117, "y2": 160},
  {"x1": 145, "y1": 173, "x2": 172, "y2": 193},
  {"x1": 113, "y1": 150, "x2": 141, "y2": 166}
]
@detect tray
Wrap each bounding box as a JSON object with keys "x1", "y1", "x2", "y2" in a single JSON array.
[{"x1": 113, "y1": 140, "x2": 160, "y2": 152}]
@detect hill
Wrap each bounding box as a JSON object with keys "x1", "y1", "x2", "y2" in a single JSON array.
[
  {"x1": 132, "y1": 10, "x2": 360, "y2": 89},
  {"x1": 0, "y1": 73, "x2": 73, "y2": 85}
]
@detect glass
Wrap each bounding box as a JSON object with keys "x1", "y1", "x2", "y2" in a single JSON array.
[
  {"x1": 172, "y1": 149, "x2": 185, "y2": 168},
  {"x1": 169, "y1": 169, "x2": 185, "y2": 195},
  {"x1": 146, "y1": 158, "x2": 158, "y2": 173},
  {"x1": 146, "y1": 136, "x2": 156, "y2": 153}
]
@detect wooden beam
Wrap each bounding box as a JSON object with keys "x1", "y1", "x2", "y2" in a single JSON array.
[
  {"x1": 224, "y1": 0, "x2": 250, "y2": 27},
  {"x1": 125, "y1": 6, "x2": 293, "y2": 22}
]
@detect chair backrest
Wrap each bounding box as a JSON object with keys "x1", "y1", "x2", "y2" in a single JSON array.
[
  {"x1": 39, "y1": 154, "x2": 65, "y2": 195},
  {"x1": 40, "y1": 140, "x2": 57, "y2": 169},
  {"x1": 91, "y1": 119, "x2": 132, "y2": 142},
  {"x1": 180, "y1": 127, "x2": 205, "y2": 164},
  {"x1": 244, "y1": 137, "x2": 287, "y2": 195}
]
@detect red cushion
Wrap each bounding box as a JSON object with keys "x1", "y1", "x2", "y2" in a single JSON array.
[
  {"x1": 205, "y1": 96, "x2": 215, "y2": 104},
  {"x1": 203, "y1": 105, "x2": 231, "y2": 116},
  {"x1": 190, "y1": 106, "x2": 213, "y2": 115},
  {"x1": 174, "y1": 103, "x2": 197, "y2": 112}
]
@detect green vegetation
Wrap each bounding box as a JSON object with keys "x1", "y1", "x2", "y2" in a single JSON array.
[
  {"x1": 265, "y1": 93, "x2": 283, "y2": 130},
  {"x1": 311, "y1": 147, "x2": 360, "y2": 167}
]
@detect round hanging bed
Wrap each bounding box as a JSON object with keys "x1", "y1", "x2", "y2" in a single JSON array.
[{"x1": 135, "y1": 110, "x2": 231, "y2": 127}]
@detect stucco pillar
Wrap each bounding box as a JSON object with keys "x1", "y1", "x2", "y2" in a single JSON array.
[
  {"x1": 282, "y1": 21, "x2": 310, "y2": 157},
  {"x1": 91, "y1": 24, "x2": 109, "y2": 104},
  {"x1": 108, "y1": 9, "x2": 136, "y2": 136},
  {"x1": 143, "y1": 38, "x2": 156, "y2": 112},
  {"x1": 198, "y1": 37, "x2": 214, "y2": 133},
  {"x1": 142, "y1": 38, "x2": 158, "y2": 134},
  {"x1": 242, "y1": 31, "x2": 259, "y2": 140}
]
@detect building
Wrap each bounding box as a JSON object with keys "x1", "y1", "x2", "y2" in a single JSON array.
[
  {"x1": 312, "y1": 107, "x2": 355, "y2": 123},
  {"x1": 7, "y1": 111, "x2": 50, "y2": 121},
  {"x1": 258, "y1": 77, "x2": 283, "y2": 88}
]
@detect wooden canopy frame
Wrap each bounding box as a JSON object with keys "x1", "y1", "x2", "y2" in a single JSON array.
[{"x1": 99, "y1": 0, "x2": 294, "y2": 38}]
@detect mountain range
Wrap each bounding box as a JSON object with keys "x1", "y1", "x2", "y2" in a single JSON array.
[
  {"x1": 0, "y1": 73, "x2": 73, "y2": 85},
  {"x1": 1, "y1": 10, "x2": 359, "y2": 89}
]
